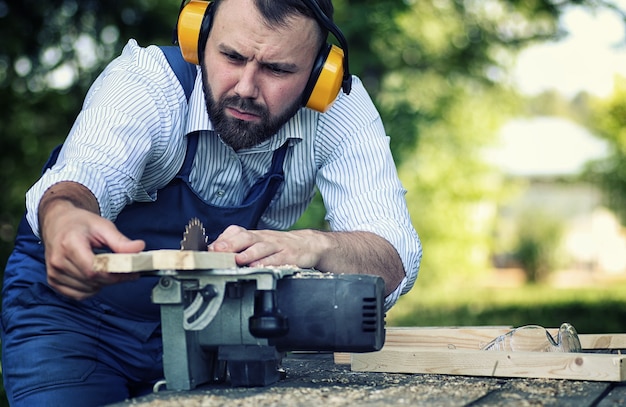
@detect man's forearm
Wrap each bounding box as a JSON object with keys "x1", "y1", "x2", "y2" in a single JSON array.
[
  {"x1": 38, "y1": 181, "x2": 100, "y2": 239},
  {"x1": 314, "y1": 230, "x2": 405, "y2": 297}
]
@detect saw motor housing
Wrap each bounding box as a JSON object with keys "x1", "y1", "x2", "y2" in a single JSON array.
[{"x1": 152, "y1": 268, "x2": 385, "y2": 390}]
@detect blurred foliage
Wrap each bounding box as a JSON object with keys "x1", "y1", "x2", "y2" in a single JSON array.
[
  {"x1": 2, "y1": 0, "x2": 624, "y2": 285},
  {"x1": 388, "y1": 280, "x2": 626, "y2": 334},
  {"x1": 511, "y1": 209, "x2": 564, "y2": 283},
  {"x1": 523, "y1": 89, "x2": 597, "y2": 126},
  {"x1": 1, "y1": 0, "x2": 625, "y2": 292},
  {"x1": 0, "y1": 0, "x2": 181, "y2": 268},
  {"x1": 584, "y1": 77, "x2": 626, "y2": 224}
]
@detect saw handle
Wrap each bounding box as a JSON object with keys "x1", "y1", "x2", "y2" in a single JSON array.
[{"x1": 249, "y1": 290, "x2": 289, "y2": 338}]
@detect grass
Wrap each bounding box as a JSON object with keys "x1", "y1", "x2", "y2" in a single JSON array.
[{"x1": 386, "y1": 276, "x2": 626, "y2": 334}]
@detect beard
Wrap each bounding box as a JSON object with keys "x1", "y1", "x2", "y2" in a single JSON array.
[{"x1": 202, "y1": 70, "x2": 302, "y2": 151}]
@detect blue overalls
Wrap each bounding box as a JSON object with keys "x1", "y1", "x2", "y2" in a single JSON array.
[{"x1": 1, "y1": 131, "x2": 289, "y2": 406}]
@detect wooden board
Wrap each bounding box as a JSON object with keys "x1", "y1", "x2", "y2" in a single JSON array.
[
  {"x1": 380, "y1": 326, "x2": 515, "y2": 349},
  {"x1": 365, "y1": 326, "x2": 626, "y2": 350},
  {"x1": 93, "y1": 250, "x2": 237, "y2": 273},
  {"x1": 351, "y1": 347, "x2": 626, "y2": 382},
  {"x1": 336, "y1": 327, "x2": 626, "y2": 382}
]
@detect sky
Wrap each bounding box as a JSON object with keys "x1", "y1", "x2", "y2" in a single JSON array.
[
  {"x1": 513, "y1": 5, "x2": 626, "y2": 99},
  {"x1": 491, "y1": 4, "x2": 626, "y2": 176}
]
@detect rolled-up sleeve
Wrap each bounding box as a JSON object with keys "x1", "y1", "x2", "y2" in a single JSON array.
[
  {"x1": 25, "y1": 40, "x2": 189, "y2": 237},
  {"x1": 315, "y1": 77, "x2": 422, "y2": 310}
]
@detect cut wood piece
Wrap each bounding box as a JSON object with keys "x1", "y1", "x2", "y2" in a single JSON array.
[
  {"x1": 351, "y1": 347, "x2": 626, "y2": 382},
  {"x1": 151, "y1": 250, "x2": 236, "y2": 271},
  {"x1": 93, "y1": 250, "x2": 237, "y2": 273},
  {"x1": 93, "y1": 251, "x2": 153, "y2": 273},
  {"x1": 334, "y1": 353, "x2": 351, "y2": 365}
]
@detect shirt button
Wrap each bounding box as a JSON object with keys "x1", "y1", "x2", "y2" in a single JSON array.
[{"x1": 216, "y1": 190, "x2": 225, "y2": 197}]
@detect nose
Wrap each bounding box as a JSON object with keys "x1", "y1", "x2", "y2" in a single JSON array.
[{"x1": 234, "y1": 63, "x2": 259, "y2": 99}]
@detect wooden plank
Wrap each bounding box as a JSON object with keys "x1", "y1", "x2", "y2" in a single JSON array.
[
  {"x1": 93, "y1": 250, "x2": 236, "y2": 273},
  {"x1": 339, "y1": 327, "x2": 626, "y2": 382},
  {"x1": 382, "y1": 326, "x2": 514, "y2": 350},
  {"x1": 335, "y1": 327, "x2": 513, "y2": 364},
  {"x1": 334, "y1": 353, "x2": 351, "y2": 365},
  {"x1": 368, "y1": 327, "x2": 626, "y2": 351},
  {"x1": 351, "y1": 347, "x2": 626, "y2": 382},
  {"x1": 150, "y1": 250, "x2": 236, "y2": 271},
  {"x1": 92, "y1": 251, "x2": 153, "y2": 273},
  {"x1": 581, "y1": 334, "x2": 626, "y2": 350}
]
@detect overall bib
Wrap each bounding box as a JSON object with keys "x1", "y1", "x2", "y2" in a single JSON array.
[{"x1": 1, "y1": 131, "x2": 289, "y2": 406}]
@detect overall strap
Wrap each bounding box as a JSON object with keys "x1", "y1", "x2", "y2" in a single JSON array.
[{"x1": 159, "y1": 46, "x2": 197, "y2": 101}]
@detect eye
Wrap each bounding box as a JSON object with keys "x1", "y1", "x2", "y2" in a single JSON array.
[
  {"x1": 269, "y1": 66, "x2": 288, "y2": 75},
  {"x1": 265, "y1": 64, "x2": 292, "y2": 76},
  {"x1": 223, "y1": 52, "x2": 244, "y2": 63}
]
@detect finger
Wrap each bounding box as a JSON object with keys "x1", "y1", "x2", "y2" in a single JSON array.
[
  {"x1": 234, "y1": 240, "x2": 282, "y2": 266},
  {"x1": 48, "y1": 253, "x2": 139, "y2": 300},
  {"x1": 237, "y1": 230, "x2": 319, "y2": 269},
  {"x1": 48, "y1": 281, "x2": 98, "y2": 301},
  {"x1": 47, "y1": 263, "x2": 101, "y2": 301},
  {"x1": 47, "y1": 226, "x2": 134, "y2": 299},
  {"x1": 209, "y1": 225, "x2": 251, "y2": 252},
  {"x1": 218, "y1": 225, "x2": 246, "y2": 239},
  {"x1": 89, "y1": 219, "x2": 145, "y2": 254}
]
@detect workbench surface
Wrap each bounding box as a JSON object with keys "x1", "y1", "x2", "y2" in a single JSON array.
[{"x1": 108, "y1": 353, "x2": 626, "y2": 406}]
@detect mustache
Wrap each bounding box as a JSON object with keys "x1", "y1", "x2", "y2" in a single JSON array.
[{"x1": 223, "y1": 95, "x2": 266, "y2": 117}]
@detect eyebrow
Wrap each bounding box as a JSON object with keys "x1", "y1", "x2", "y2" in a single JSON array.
[{"x1": 218, "y1": 43, "x2": 300, "y2": 72}]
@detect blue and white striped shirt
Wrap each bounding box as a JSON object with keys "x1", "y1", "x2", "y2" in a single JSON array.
[{"x1": 26, "y1": 39, "x2": 421, "y2": 309}]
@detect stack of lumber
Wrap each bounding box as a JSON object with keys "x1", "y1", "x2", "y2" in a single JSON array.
[{"x1": 335, "y1": 327, "x2": 626, "y2": 382}]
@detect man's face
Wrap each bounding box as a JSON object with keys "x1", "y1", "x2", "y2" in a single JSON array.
[{"x1": 201, "y1": 0, "x2": 320, "y2": 151}]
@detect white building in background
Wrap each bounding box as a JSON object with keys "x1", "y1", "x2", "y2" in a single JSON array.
[
  {"x1": 488, "y1": 116, "x2": 626, "y2": 277},
  {"x1": 565, "y1": 207, "x2": 626, "y2": 275}
]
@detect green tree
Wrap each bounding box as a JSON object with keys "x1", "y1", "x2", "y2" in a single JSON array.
[
  {"x1": 2, "y1": 0, "x2": 625, "y2": 290},
  {"x1": 0, "y1": 0, "x2": 181, "y2": 267},
  {"x1": 585, "y1": 76, "x2": 626, "y2": 224},
  {"x1": 513, "y1": 210, "x2": 564, "y2": 283},
  {"x1": 350, "y1": 0, "x2": 621, "y2": 287}
]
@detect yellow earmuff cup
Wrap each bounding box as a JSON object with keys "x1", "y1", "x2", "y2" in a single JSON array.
[
  {"x1": 306, "y1": 45, "x2": 345, "y2": 113},
  {"x1": 177, "y1": 0, "x2": 211, "y2": 65}
]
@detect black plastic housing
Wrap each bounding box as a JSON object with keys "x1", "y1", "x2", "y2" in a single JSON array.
[{"x1": 269, "y1": 273, "x2": 385, "y2": 353}]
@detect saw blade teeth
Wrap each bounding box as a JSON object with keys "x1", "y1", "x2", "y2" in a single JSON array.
[
  {"x1": 191, "y1": 217, "x2": 207, "y2": 243},
  {"x1": 181, "y1": 217, "x2": 208, "y2": 250}
]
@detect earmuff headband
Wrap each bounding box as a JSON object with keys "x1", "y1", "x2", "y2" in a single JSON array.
[
  {"x1": 300, "y1": 0, "x2": 351, "y2": 96},
  {"x1": 174, "y1": 0, "x2": 351, "y2": 112}
]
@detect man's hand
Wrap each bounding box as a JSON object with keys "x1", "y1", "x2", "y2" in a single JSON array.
[
  {"x1": 39, "y1": 182, "x2": 145, "y2": 300},
  {"x1": 208, "y1": 226, "x2": 323, "y2": 268},
  {"x1": 208, "y1": 225, "x2": 405, "y2": 296}
]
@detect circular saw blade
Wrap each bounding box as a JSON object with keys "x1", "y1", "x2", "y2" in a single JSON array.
[{"x1": 180, "y1": 217, "x2": 208, "y2": 251}]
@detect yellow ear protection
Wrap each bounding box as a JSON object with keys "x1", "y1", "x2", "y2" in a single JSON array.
[{"x1": 174, "y1": 0, "x2": 352, "y2": 113}]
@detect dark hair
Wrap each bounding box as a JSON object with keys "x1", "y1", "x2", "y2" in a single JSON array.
[
  {"x1": 255, "y1": 0, "x2": 334, "y2": 24},
  {"x1": 212, "y1": 0, "x2": 333, "y2": 45}
]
